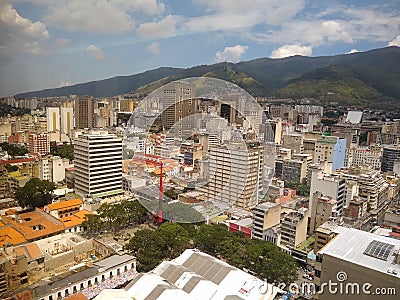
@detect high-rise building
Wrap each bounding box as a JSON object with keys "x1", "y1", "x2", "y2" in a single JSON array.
[
  {"x1": 382, "y1": 145, "x2": 400, "y2": 173},
  {"x1": 74, "y1": 132, "x2": 122, "y2": 198},
  {"x1": 60, "y1": 107, "x2": 73, "y2": 135},
  {"x1": 46, "y1": 107, "x2": 73, "y2": 135},
  {"x1": 46, "y1": 107, "x2": 60, "y2": 132},
  {"x1": 28, "y1": 133, "x2": 50, "y2": 156},
  {"x1": 161, "y1": 82, "x2": 195, "y2": 131},
  {"x1": 198, "y1": 141, "x2": 263, "y2": 209},
  {"x1": 74, "y1": 96, "x2": 95, "y2": 129},
  {"x1": 345, "y1": 145, "x2": 382, "y2": 170}
]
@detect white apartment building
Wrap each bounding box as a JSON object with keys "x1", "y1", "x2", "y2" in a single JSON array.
[
  {"x1": 345, "y1": 145, "x2": 382, "y2": 170},
  {"x1": 46, "y1": 107, "x2": 60, "y2": 132},
  {"x1": 309, "y1": 170, "x2": 346, "y2": 218},
  {"x1": 39, "y1": 156, "x2": 70, "y2": 183},
  {"x1": 74, "y1": 132, "x2": 123, "y2": 199},
  {"x1": 46, "y1": 107, "x2": 74, "y2": 135}
]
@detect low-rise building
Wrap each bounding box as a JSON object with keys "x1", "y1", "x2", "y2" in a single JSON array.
[{"x1": 315, "y1": 228, "x2": 400, "y2": 300}]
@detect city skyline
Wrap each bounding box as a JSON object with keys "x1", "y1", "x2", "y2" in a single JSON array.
[{"x1": 0, "y1": 0, "x2": 399, "y2": 97}]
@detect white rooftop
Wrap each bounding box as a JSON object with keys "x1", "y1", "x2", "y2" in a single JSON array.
[
  {"x1": 319, "y1": 228, "x2": 400, "y2": 278},
  {"x1": 346, "y1": 111, "x2": 363, "y2": 124},
  {"x1": 105, "y1": 249, "x2": 283, "y2": 300}
]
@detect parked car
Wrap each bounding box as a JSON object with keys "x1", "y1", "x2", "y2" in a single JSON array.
[{"x1": 303, "y1": 274, "x2": 313, "y2": 281}]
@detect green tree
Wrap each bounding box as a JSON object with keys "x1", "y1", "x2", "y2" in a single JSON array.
[
  {"x1": 126, "y1": 229, "x2": 164, "y2": 272},
  {"x1": 0, "y1": 142, "x2": 28, "y2": 158},
  {"x1": 82, "y1": 214, "x2": 104, "y2": 234},
  {"x1": 4, "y1": 164, "x2": 18, "y2": 172},
  {"x1": 158, "y1": 222, "x2": 190, "y2": 257},
  {"x1": 52, "y1": 144, "x2": 74, "y2": 161},
  {"x1": 285, "y1": 181, "x2": 310, "y2": 197},
  {"x1": 164, "y1": 188, "x2": 178, "y2": 200},
  {"x1": 15, "y1": 178, "x2": 55, "y2": 209},
  {"x1": 121, "y1": 200, "x2": 148, "y2": 225},
  {"x1": 97, "y1": 203, "x2": 128, "y2": 233},
  {"x1": 194, "y1": 224, "x2": 229, "y2": 254}
]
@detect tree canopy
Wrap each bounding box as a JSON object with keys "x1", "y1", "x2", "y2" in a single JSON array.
[
  {"x1": 82, "y1": 199, "x2": 148, "y2": 234},
  {"x1": 0, "y1": 142, "x2": 28, "y2": 158},
  {"x1": 126, "y1": 222, "x2": 297, "y2": 284},
  {"x1": 15, "y1": 178, "x2": 55, "y2": 209},
  {"x1": 50, "y1": 144, "x2": 74, "y2": 161}
]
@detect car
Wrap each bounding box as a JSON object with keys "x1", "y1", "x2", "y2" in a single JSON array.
[{"x1": 303, "y1": 274, "x2": 313, "y2": 281}]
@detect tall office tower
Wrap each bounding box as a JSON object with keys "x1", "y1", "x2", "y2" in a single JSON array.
[
  {"x1": 381, "y1": 145, "x2": 400, "y2": 173},
  {"x1": 161, "y1": 82, "x2": 194, "y2": 131},
  {"x1": 198, "y1": 141, "x2": 263, "y2": 209},
  {"x1": 60, "y1": 107, "x2": 73, "y2": 135},
  {"x1": 46, "y1": 107, "x2": 60, "y2": 132},
  {"x1": 74, "y1": 96, "x2": 95, "y2": 129},
  {"x1": 74, "y1": 133, "x2": 122, "y2": 198},
  {"x1": 28, "y1": 133, "x2": 50, "y2": 156}
]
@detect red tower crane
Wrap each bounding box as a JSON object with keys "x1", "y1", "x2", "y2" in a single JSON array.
[{"x1": 133, "y1": 153, "x2": 165, "y2": 223}]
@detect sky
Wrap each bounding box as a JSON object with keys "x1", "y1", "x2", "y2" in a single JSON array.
[{"x1": 0, "y1": 0, "x2": 399, "y2": 97}]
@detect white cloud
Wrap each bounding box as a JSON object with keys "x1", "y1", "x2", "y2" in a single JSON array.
[
  {"x1": 136, "y1": 15, "x2": 177, "y2": 38},
  {"x1": 58, "y1": 80, "x2": 72, "y2": 87},
  {"x1": 247, "y1": 6, "x2": 400, "y2": 48},
  {"x1": 116, "y1": 0, "x2": 165, "y2": 15},
  {"x1": 0, "y1": 2, "x2": 49, "y2": 57},
  {"x1": 270, "y1": 44, "x2": 312, "y2": 59},
  {"x1": 86, "y1": 45, "x2": 106, "y2": 61},
  {"x1": 43, "y1": 0, "x2": 165, "y2": 34},
  {"x1": 215, "y1": 45, "x2": 248, "y2": 63},
  {"x1": 388, "y1": 36, "x2": 400, "y2": 47},
  {"x1": 45, "y1": 0, "x2": 134, "y2": 34},
  {"x1": 346, "y1": 49, "x2": 360, "y2": 54},
  {"x1": 189, "y1": 0, "x2": 305, "y2": 31},
  {"x1": 56, "y1": 38, "x2": 70, "y2": 47},
  {"x1": 147, "y1": 42, "x2": 160, "y2": 54}
]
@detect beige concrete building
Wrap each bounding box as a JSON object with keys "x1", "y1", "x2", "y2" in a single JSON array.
[
  {"x1": 198, "y1": 141, "x2": 263, "y2": 209},
  {"x1": 314, "y1": 221, "x2": 345, "y2": 252},
  {"x1": 309, "y1": 191, "x2": 336, "y2": 234},
  {"x1": 282, "y1": 132, "x2": 304, "y2": 154},
  {"x1": 251, "y1": 202, "x2": 281, "y2": 240},
  {"x1": 280, "y1": 207, "x2": 308, "y2": 248}
]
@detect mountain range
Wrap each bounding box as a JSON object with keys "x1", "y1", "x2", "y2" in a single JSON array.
[{"x1": 14, "y1": 46, "x2": 400, "y2": 108}]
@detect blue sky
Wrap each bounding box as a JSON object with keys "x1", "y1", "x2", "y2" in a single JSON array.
[{"x1": 0, "y1": 0, "x2": 399, "y2": 97}]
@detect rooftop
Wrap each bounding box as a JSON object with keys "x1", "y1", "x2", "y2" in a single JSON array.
[
  {"x1": 118, "y1": 249, "x2": 282, "y2": 300},
  {"x1": 319, "y1": 228, "x2": 400, "y2": 278},
  {"x1": 2, "y1": 208, "x2": 64, "y2": 241},
  {"x1": 47, "y1": 198, "x2": 83, "y2": 211},
  {"x1": 0, "y1": 225, "x2": 27, "y2": 247},
  {"x1": 60, "y1": 209, "x2": 92, "y2": 228},
  {"x1": 14, "y1": 242, "x2": 43, "y2": 260}
]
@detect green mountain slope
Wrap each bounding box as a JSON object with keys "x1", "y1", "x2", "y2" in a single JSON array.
[{"x1": 13, "y1": 46, "x2": 400, "y2": 105}]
